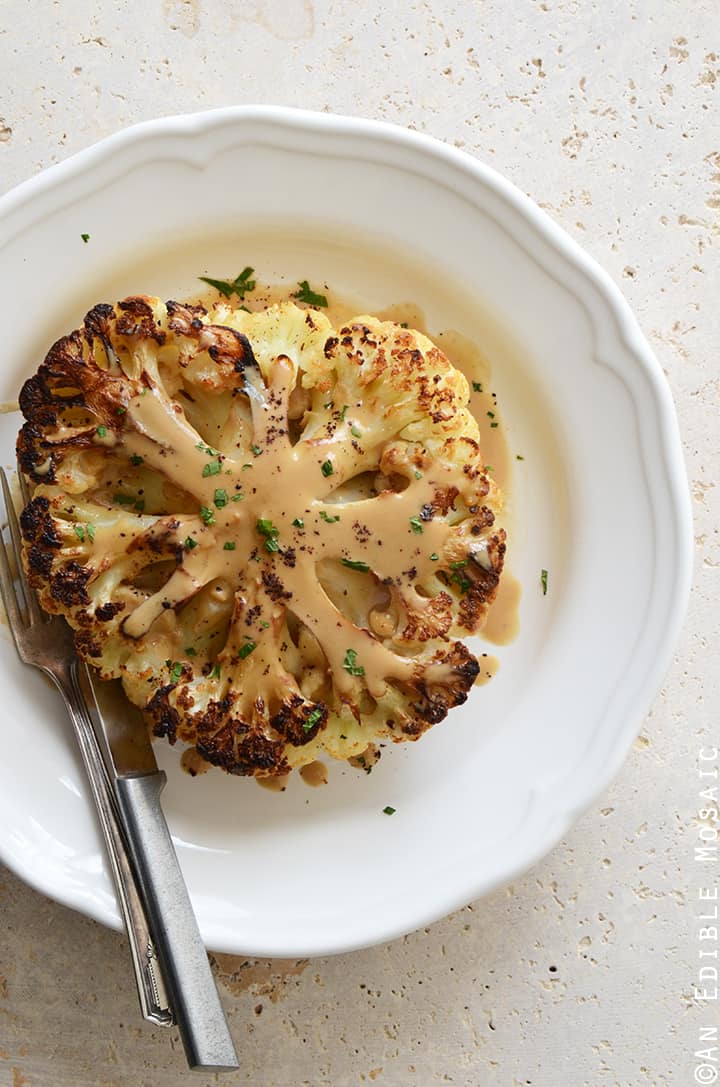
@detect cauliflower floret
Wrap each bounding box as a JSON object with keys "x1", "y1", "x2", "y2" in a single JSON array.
[{"x1": 17, "y1": 295, "x2": 506, "y2": 777}]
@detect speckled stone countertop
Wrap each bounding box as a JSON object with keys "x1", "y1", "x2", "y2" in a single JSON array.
[{"x1": 0, "y1": 3, "x2": 717, "y2": 1085}]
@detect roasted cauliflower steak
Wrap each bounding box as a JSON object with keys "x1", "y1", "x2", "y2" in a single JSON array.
[{"x1": 17, "y1": 295, "x2": 506, "y2": 777}]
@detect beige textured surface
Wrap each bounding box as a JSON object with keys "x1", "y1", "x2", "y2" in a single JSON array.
[{"x1": 0, "y1": 2, "x2": 717, "y2": 1085}]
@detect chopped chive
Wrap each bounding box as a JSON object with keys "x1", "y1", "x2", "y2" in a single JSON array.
[
  {"x1": 230, "y1": 493, "x2": 244, "y2": 502},
  {"x1": 251, "y1": 444, "x2": 262, "y2": 456},
  {"x1": 383, "y1": 806, "x2": 396, "y2": 815},
  {"x1": 414, "y1": 471, "x2": 423, "y2": 479},
  {"x1": 303, "y1": 706, "x2": 324, "y2": 732},
  {"x1": 86, "y1": 523, "x2": 95, "y2": 543},
  {"x1": 238, "y1": 642, "x2": 256, "y2": 661},
  {"x1": 202, "y1": 459, "x2": 222, "y2": 477},
  {"x1": 323, "y1": 400, "x2": 333, "y2": 410},
  {"x1": 185, "y1": 647, "x2": 197, "y2": 657},
  {"x1": 339, "y1": 404, "x2": 349, "y2": 421},
  {"x1": 256, "y1": 518, "x2": 278, "y2": 538},
  {"x1": 129, "y1": 454, "x2": 144, "y2": 466},
  {"x1": 213, "y1": 487, "x2": 228, "y2": 508},
  {"x1": 486, "y1": 411, "x2": 495, "y2": 419},
  {"x1": 185, "y1": 536, "x2": 198, "y2": 549},
  {"x1": 450, "y1": 559, "x2": 468, "y2": 569},
  {"x1": 490, "y1": 421, "x2": 498, "y2": 428},
  {"x1": 451, "y1": 571, "x2": 472, "y2": 593},
  {"x1": 264, "y1": 537, "x2": 280, "y2": 553},
  {"x1": 341, "y1": 558, "x2": 370, "y2": 572},
  {"x1": 472, "y1": 381, "x2": 483, "y2": 392},
  {"x1": 223, "y1": 541, "x2": 236, "y2": 551},
  {"x1": 351, "y1": 426, "x2": 362, "y2": 439},
  {"x1": 321, "y1": 459, "x2": 334, "y2": 477},
  {"x1": 516, "y1": 454, "x2": 525, "y2": 461},
  {"x1": 319, "y1": 510, "x2": 340, "y2": 523},
  {"x1": 409, "y1": 516, "x2": 423, "y2": 534},
  {"x1": 209, "y1": 662, "x2": 222, "y2": 679},
  {"x1": 200, "y1": 506, "x2": 215, "y2": 525},
  {"x1": 116, "y1": 406, "x2": 126, "y2": 415},
  {"x1": 430, "y1": 553, "x2": 439, "y2": 561},
  {"x1": 195, "y1": 441, "x2": 218, "y2": 456},
  {"x1": 541, "y1": 569, "x2": 549, "y2": 595},
  {"x1": 242, "y1": 463, "x2": 253, "y2": 471},
  {"x1": 134, "y1": 499, "x2": 145, "y2": 512},
  {"x1": 292, "y1": 517, "x2": 305, "y2": 528},
  {"x1": 96, "y1": 425, "x2": 108, "y2": 438},
  {"x1": 260, "y1": 621, "x2": 270, "y2": 629},
  {"x1": 74, "y1": 524, "x2": 85, "y2": 542},
  {"x1": 342, "y1": 648, "x2": 365, "y2": 676},
  {"x1": 169, "y1": 661, "x2": 183, "y2": 683},
  {"x1": 81, "y1": 233, "x2": 90, "y2": 243},
  {"x1": 113, "y1": 493, "x2": 135, "y2": 505}
]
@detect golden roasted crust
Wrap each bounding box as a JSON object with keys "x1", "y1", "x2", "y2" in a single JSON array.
[{"x1": 17, "y1": 296, "x2": 506, "y2": 777}]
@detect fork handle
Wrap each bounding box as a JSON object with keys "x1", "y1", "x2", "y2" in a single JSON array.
[
  {"x1": 56, "y1": 669, "x2": 174, "y2": 1026},
  {"x1": 115, "y1": 773, "x2": 239, "y2": 1071}
]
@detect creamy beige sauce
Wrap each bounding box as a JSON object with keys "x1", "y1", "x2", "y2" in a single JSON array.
[
  {"x1": 257, "y1": 773, "x2": 290, "y2": 792},
  {"x1": 481, "y1": 571, "x2": 522, "y2": 647},
  {"x1": 299, "y1": 760, "x2": 328, "y2": 787},
  {"x1": 474, "y1": 653, "x2": 500, "y2": 686}
]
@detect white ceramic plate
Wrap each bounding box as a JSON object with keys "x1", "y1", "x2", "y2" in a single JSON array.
[{"x1": 0, "y1": 107, "x2": 691, "y2": 956}]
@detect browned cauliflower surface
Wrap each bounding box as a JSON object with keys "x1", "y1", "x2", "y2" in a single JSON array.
[{"x1": 18, "y1": 295, "x2": 505, "y2": 777}]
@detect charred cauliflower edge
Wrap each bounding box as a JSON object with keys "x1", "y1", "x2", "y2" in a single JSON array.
[{"x1": 17, "y1": 295, "x2": 506, "y2": 778}]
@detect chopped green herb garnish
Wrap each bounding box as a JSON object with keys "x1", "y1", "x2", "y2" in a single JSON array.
[
  {"x1": 450, "y1": 559, "x2": 468, "y2": 569},
  {"x1": 516, "y1": 454, "x2": 525, "y2": 461},
  {"x1": 400, "y1": 321, "x2": 409, "y2": 328},
  {"x1": 199, "y1": 265, "x2": 256, "y2": 300},
  {"x1": 185, "y1": 536, "x2": 198, "y2": 549},
  {"x1": 484, "y1": 465, "x2": 493, "y2": 473},
  {"x1": 341, "y1": 558, "x2": 370, "y2": 572},
  {"x1": 293, "y1": 280, "x2": 328, "y2": 307},
  {"x1": 490, "y1": 421, "x2": 498, "y2": 428},
  {"x1": 113, "y1": 493, "x2": 135, "y2": 505},
  {"x1": 134, "y1": 499, "x2": 145, "y2": 512},
  {"x1": 486, "y1": 410, "x2": 495, "y2": 419},
  {"x1": 451, "y1": 571, "x2": 472, "y2": 593},
  {"x1": 96, "y1": 425, "x2": 108, "y2": 438},
  {"x1": 74, "y1": 524, "x2": 85, "y2": 542},
  {"x1": 303, "y1": 707, "x2": 324, "y2": 732},
  {"x1": 251, "y1": 444, "x2": 263, "y2": 456},
  {"x1": 242, "y1": 463, "x2": 253, "y2": 471},
  {"x1": 231, "y1": 493, "x2": 244, "y2": 502},
  {"x1": 169, "y1": 661, "x2": 183, "y2": 683},
  {"x1": 350, "y1": 425, "x2": 362, "y2": 439},
  {"x1": 256, "y1": 518, "x2": 277, "y2": 538},
  {"x1": 81, "y1": 233, "x2": 90, "y2": 243},
  {"x1": 430, "y1": 553, "x2": 439, "y2": 561},
  {"x1": 195, "y1": 441, "x2": 218, "y2": 456},
  {"x1": 200, "y1": 506, "x2": 215, "y2": 525},
  {"x1": 321, "y1": 459, "x2": 334, "y2": 477},
  {"x1": 223, "y1": 541, "x2": 236, "y2": 551},
  {"x1": 213, "y1": 487, "x2": 228, "y2": 508},
  {"x1": 342, "y1": 648, "x2": 365, "y2": 676},
  {"x1": 409, "y1": 516, "x2": 423, "y2": 534},
  {"x1": 238, "y1": 642, "x2": 256, "y2": 661},
  {"x1": 383, "y1": 806, "x2": 396, "y2": 816},
  {"x1": 319, "y1": 510, "x2": 340, "y2": 523},
  {"x1": 260, "y1": 621, "x2": 270, "y2": 629},
  {"x1": 202, "y1": 459, "x2": 222, "y2": 477},
  {"x1": 323, "y1": 400, "x2": 333, "y2": 410},
  {"x1": 339, "y1": 404, "x2": 349, "y2": 421},
  {"x1": 414, "y1": 471, "x2": 423, "y2": 479},
  {"x1": 472, "y1": 381, "x2": 483, "y2": 392},
  {"x1": 86, "y1": 523, "x2": 95, "y2": 543},
  {"x1": 129, "y1": 454, "x2": 144, "y2": 466},
  {"x1": 209, "y1": 662, "x2": 222, "y2": 679},
  {"x1": 116, "y1": 406, "x2": 126, "y2": 415},
  {"x1": 185, "y1": 647, "x2": 197, "y2": 657},
  {"x1": 292, "y1": 517, "x2": 305, "y2": 528},
  {"x1": 541, "y1": 568, "x2": 548, "y2": 595},
  {"x1": 264, "y1": 537, "x2": 280, "y2": 553}
]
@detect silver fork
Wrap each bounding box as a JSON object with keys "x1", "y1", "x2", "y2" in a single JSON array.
[{"x1": 0, "y1": 466, "x2": 173, "y2": 1027}]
